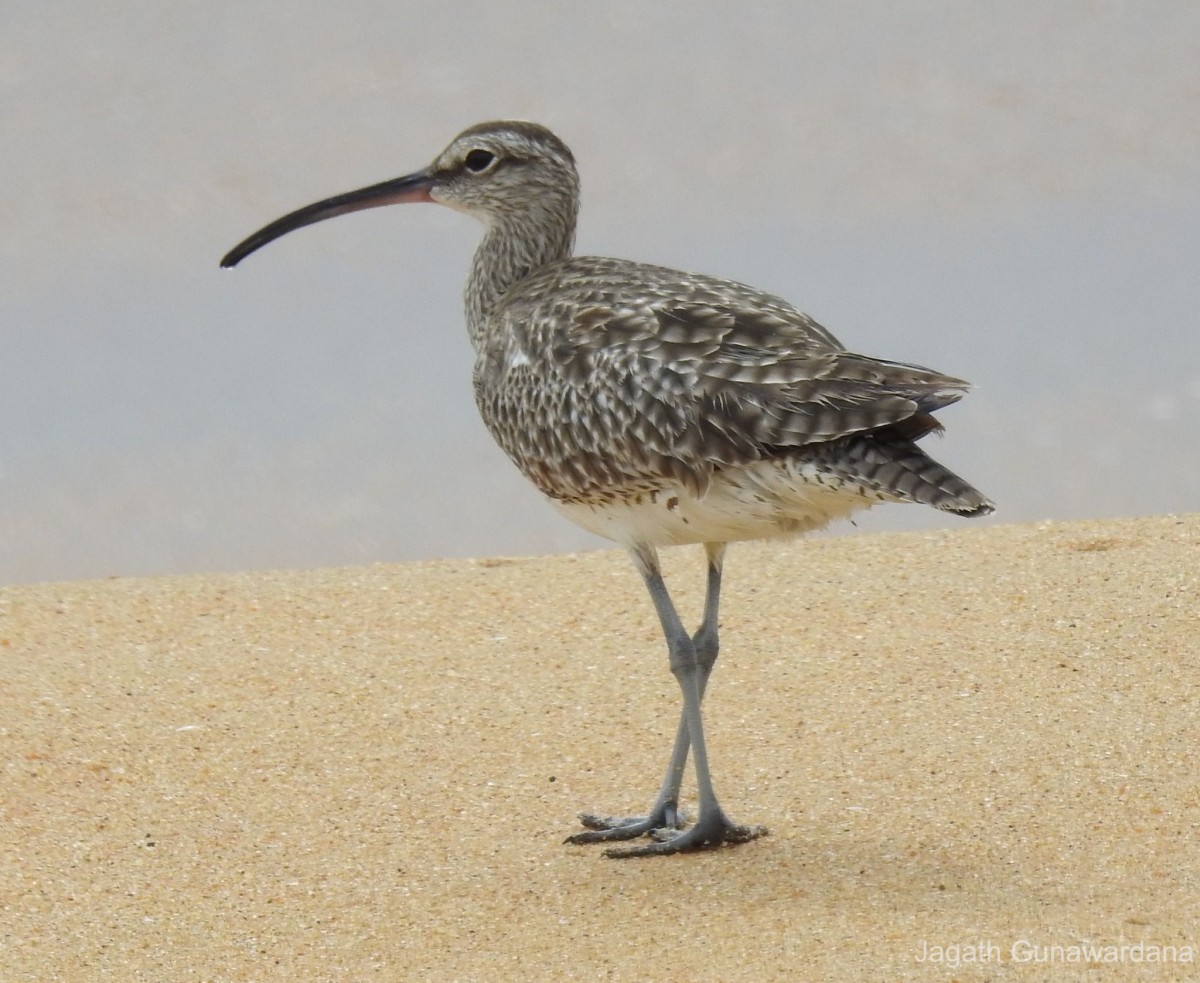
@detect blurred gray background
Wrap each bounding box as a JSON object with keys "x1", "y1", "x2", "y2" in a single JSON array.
[{"x1": 3, "y1": 1, "x2": 1197, "y2": 585}]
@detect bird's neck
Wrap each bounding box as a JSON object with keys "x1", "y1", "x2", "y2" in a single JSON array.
[{"x1": 465, "y1": 203, "x2": 577, "y2": 349}]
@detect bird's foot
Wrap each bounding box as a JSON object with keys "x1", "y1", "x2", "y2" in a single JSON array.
[
  {"x1": 566, "y1": 801, "x2": 766, "y2": 857},
  {"x1": 603, "y1": 808, "x2": 766, "y2": 859},
  {"x1": 565, "y1": 801, "x2": 687, "y2": 845}
]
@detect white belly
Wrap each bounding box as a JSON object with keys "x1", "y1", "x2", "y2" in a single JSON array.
[{"x1": 553, "y1": 458, "x2": 885, "y2": 548}]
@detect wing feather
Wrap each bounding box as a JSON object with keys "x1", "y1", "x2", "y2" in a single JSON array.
[{"x1": 477, "y1": 259, "x2": 971, "y2": 500}]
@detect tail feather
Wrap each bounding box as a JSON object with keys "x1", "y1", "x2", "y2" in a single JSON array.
[{"x1": 807, "y1": 430, "x2": 993, "y2": 516}]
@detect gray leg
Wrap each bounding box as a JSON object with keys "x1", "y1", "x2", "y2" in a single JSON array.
[
  {"x1": 644, "y1": 542, "x2": 726, "y2": 819},
  {"x1": 692, "y1": 541, "x2": 727, "y2": 692},
  {"x1": 567, "y1": 542, "x2": 765, "y2": 857},
  {"x1": 570, "y1": 543, "x2": 724, "y2": 841}
]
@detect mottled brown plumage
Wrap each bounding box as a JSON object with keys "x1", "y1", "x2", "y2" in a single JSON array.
[{"x1": 222, "y1": 120, "x2": 993, "y2": 858}]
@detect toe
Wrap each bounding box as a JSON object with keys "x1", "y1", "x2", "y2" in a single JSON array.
[{"x1": 603, "y1": 814, "x2": 767, "y2": 857}]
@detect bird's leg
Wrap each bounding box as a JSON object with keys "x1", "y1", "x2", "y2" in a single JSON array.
[
  {"x1": 605, "y1": 543, "x2": 765, "y2": 857},
  {"x1": 692, "y1": 541, "x2": 727, "y2": 696},
  {"x1": 571, "y1": 543, "x2": 725, "y2": 841},
  {"x1": 568, "y1": 544, "x2": 720, "y2": 841},
  {"x1": 568, "y1": 543, "x2": 765, "y2": 857},
  {"x1": 641, "y1": 543, "x2": 727, "y2": 821}
]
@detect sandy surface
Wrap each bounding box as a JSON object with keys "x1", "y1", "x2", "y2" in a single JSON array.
[{"x1": 3, "y1": 514, "x2": 1198, "y2": 981}]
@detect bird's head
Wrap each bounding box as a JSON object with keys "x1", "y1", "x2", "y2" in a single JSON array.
[{"x1": 220, "y1": 120, "x2": 578, "y2": 268}]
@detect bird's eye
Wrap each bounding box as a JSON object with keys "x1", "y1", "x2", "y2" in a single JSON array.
[{"x1": 464, "y1": 149, "x2": 497, "y2": 173}]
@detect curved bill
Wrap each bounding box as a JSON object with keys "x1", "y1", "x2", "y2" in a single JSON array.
[{"x1": 220, "y1": 170, "x2": 434, "y2": 268}]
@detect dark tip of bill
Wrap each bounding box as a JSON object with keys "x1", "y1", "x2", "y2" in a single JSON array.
[{"x1": 220, "y1": 243, "x2": 251, "y2": 269}]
